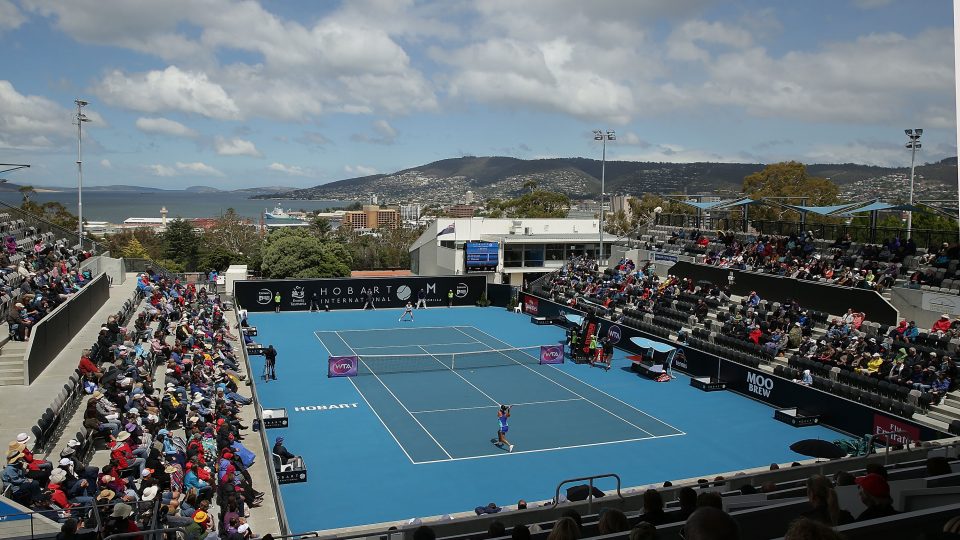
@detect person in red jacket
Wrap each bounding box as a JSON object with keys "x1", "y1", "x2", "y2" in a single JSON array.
[
  {"x1": 749, "y1": 325, "x2": 763, "y2": 345},
  {"x1": 932, "y1": 314, "x2": 952, "y2": 337},
  {"x1": 77, "y1": 351, "x2": 101, "y2": 381},
  {"x1": 109, "y1": 431, "x2": 145, "y2": 477},
  {"x1": 47, "y1": 469, "x2": 72, "y2": 511}
]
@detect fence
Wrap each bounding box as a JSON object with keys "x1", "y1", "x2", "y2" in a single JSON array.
[
  {"x1": 25, "y1": 272, "x2": 109, "y2": 383},
  {"x1": 0, "y1": 198, "x2": 97, "y2": 252},
  {"x1": 653, "y1": 213, "x2": 957, "y2": 251},
  {"x1": 122, "y1": 258, "x2": 184, "y2": 280}
]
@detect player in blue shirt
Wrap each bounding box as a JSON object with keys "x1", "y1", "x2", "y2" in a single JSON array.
[{"x1": 493, "y1": 404, "x2": 514, "y2": 452}]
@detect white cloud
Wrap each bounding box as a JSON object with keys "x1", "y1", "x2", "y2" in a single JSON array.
[
  {"x1": 176, "y1": 161, "x2": 224, "y2": 176},
  {"x1": 214, "y1": 136, "x2": 261, "y2": 157},
  {"x1": 100, "y1": 159, "x2": 112, "y2": 168},
  {"x1": 94, "y1": 66, "x2": 240, "y2": 120},
  {"x1": 135, "y1": 117, "x2": 198, "y2": 138},
  {"x1": 148, "y1": 161, "x2": 225, "y2": 177},
  {"x1": 148, "y1": 164, "x2": 176, "y2": 177},
  {"x1": 0, "y1": 80, "x2": 72, "y2": 149},
  {"x1": 268, "y1": 162, "x2": 308, "y2": 176},
  {"x1": 618, "y1": 143, "x2": 745, "y2": 164},
  {"x1": 345, "y1": 164, "x2": 378, "y2": 176},
  {"x1": 0, "y1": 0, "x2": 25, "y2": 32},
  {"x1": 666, "y1": 20, "x2": 753, "y2": 62},
  {"x1": 352, "y1": 119, "x2": 399, "y2": 145}
]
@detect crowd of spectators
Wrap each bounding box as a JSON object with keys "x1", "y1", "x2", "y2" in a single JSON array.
[
  {"x1": 4, "y1": 268, "x2": 265, "y2": 539},
  {"x1": 2, "y1": 239, "x2": 94, "y2": 340},
  {"x1": 656, "y1": 227, "x2": 960, "y2": 293}
]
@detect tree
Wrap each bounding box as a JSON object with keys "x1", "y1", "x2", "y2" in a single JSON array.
[
  {"x1": 311, "y1": 216, "x2": 332, "y2": 240},
  {"x1": 163, "y1": 219, "x2": 201, "y2": 271},
  {"x1": 120, "y1": 237, "x2": 149, "y2": 259},
  {"x1": 494, "y1": 190, "x2": 570, "y2": 218},
  {"x1": 205, "y1": 208, "x2": 258, "y2": 256},
  {"x1": 18, "y1": 185, "x2": 34, "y2": 205},
  {"x1": 260, "y1": 228, "x2": 351, "y2": 278},
  {"x1": 742, "y1": 161, "x2": 840, "y2": 222}
]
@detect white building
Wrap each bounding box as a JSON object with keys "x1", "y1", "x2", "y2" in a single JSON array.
[
  {"x1": 400, "y1": 204, "x2": 421, "y2": 222},
  {"x1": 409, "y1": 217, "x2": 603, "y2": 286},
  {"x1": 464, "y1": 190, "x2": 475, "y2": 204},
  {"x1": 610, "y1": 195, "x2": 633, "y2": 217}
]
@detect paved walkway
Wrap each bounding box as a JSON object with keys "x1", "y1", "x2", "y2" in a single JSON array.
[{"x1": 0, "y1": 273, "x2": 140, "y2": 456}]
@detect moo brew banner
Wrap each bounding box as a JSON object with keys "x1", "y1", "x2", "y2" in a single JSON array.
[{"x1": 234, "y1": 275, "x2": 487, "y2": 312}]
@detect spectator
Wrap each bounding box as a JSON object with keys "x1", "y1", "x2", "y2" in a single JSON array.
[
  {"x1": 678, "y1": 486, "x2": 698, "y2": 520},
  {"x1": 854, "y1": 473, "x2": 897, "y2": 521},
  {"x1": 413, "y1": 526, "x2": 436, "y2": 540},
  {"x1": 628, "y1": 523, "x2": 656, "y2": 540},
  {"x1": 932, "y1": 314, "x2": 952, "y2": 337},
  {"x1": 637, "y1": 489, "x2": 667, "y2": 525},
  {"x1": 184, "y1": 510, "x2": 210, "y2": 539},
  {"x1": 511, "y1": 524, "x2": 530, "y2": 540},
  {"x1": 802, "y1": 475, "x2": 853, "y2": 526},
  {"x1": 487, "y1": 521, "x2": 506, "y2": 539},
  {"x1": 683, "y1": 507, "x2": 740, "y2": 540},
  {"x1": 547, "y1": 517, "x2": 580, "y2": 540},
  {"x1": 783, "y1": 518, "x2": 844, "y2": 540},
  {"x1": 597, "y1": 509, "x2": 629, "y2": 534}
]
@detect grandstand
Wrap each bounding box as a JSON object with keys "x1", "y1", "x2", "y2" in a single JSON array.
[{"x1": 3, "y1": 218, "x2": 960, "y2": 540}]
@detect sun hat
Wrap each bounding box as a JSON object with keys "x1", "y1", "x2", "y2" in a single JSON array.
[
  {"x1": 60, "y1": 448, "x2": 75, "y2": 458},
  {"x1": 49, "y1": 469, "x2": 66, "y2": 485},
  {"x1": 110, "y1": 503, "x2": 133, "y2": 519},
  {"x1": 164, "y1": 464, "x2": 177, "y2": 474},
  {"x1": 67, "y1": 439, "x2": 81, "y2": 448},
  {"x1": 115, "y1": 431, "x2": 130, "y2": 442},
  {"x1": 91, "y1": 391, "x2": 103, "y2": 400},
  {"x1": 97, "y1": 489, "x2": 115, "y2": 501},
  {"x1": 6, "y1": 450, "x2": 24, "y2": 463},
  {"x1": 193, "y1": 511, "x2": 208, "y2": 523},
  {"x1": 101, "y1": 474, "x2": 115, "y2": 483},
  {"x1": 142, "y1": 485, "x2": 159, "y2": 501},
  {"x1": 7, "y1": 441, "x2": 24, "y2": 453},
  {"x1": 58, "y1": 457, "x2": 72, "y2": 466},
  {"x1": 238, "y1": 524, "x2": 249, "y2": 534},
  {"x1": 15, "y1": 433, "x2": 29, "y2": 445}
]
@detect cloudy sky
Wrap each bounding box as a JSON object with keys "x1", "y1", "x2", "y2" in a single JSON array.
[{"x1": 0, "y1": 0, "x2": 955, "y2": 189}]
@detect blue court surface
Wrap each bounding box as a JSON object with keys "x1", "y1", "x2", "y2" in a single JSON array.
[{"x1": 249, "y1": 307, "x2": 842, "y2": 532}]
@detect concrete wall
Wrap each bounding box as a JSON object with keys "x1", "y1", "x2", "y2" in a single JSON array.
[
  {"x1": 891, "y1": 287, "x2": 960, "y2": 328},
  {"x1": 224, "y1": 265, "x2": 248, "y2": 298},
  {"x1": 80, "y1": 254, "x2": 125, "y2": 285}
]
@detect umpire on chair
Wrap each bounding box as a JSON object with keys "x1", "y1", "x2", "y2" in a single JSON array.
[{"x1": 264, "y1": 345, "x2": 278, "y2": 381}]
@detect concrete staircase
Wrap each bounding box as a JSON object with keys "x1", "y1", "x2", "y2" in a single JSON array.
[{"x1": 0, "y1": 340, "x2": 27, "y2": 386}]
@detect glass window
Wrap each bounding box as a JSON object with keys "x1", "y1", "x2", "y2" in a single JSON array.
[
  {"x1": 567, "y1": 244, "x2": 584, "y2": 258},
  {"x1": 524, "y1": 244, "x2": 545, "y2": 267},
  {"x1": 503, "y1": 244, "x2": 524, "y2": 267},
  {"x1": 545, "y1": 244, "x2": 564, "y2": 261},
  {"x1": 410, "y1": 247, "x2": 419, "y2": 274}
]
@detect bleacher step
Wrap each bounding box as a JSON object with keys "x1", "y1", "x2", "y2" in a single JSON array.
[
  {"x1": 922, "y1": 410, "x2": 957, "y2": 426},
  {"x1": 929, "y1": 403, "x2": 960, "y2": 421},
  {"x1": 913, "y1": 413, "x2": 950, "y2": 432},
  {"x1": 0, "y1": 374, "x2": 23, "y2": 386},
  {"x1": 1, "y1": 341, "x2": 27, "y2": 352}
]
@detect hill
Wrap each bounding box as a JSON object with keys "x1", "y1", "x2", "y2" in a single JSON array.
[{"x1": 256, "y1": 156, "x2": 958, "y2": 203}]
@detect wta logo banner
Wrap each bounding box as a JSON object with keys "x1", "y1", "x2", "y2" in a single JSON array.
[
  {"x1": 328, "y1": 356, "x2": 359, "y2": 378},
  {"x1": 539, "y1": 344, "x2": 564, "y2": 365},
  {"x1": 606, "y1": 325, "x2": 622, "y2": 344}
]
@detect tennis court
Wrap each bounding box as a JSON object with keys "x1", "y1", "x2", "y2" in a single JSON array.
[
  {"x1": 249, "y1": 307, "x2": 843, "y2": 533},
  {"x1": 315, "y1": 326, "x2": 683, "y2": 464}
]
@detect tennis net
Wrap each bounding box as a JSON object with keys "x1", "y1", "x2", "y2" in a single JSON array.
[{"x1": 356, "y1": 346, "x2": 543, "y2": 375}]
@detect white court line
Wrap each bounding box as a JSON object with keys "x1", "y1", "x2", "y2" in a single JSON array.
[
  {"x1": 411, "y1": 398, "x2": 584, "y2": 415},
  {"x1": 338, "y1": 326, "x2": 475, "y2": 332},
  {"x1": 413, "y1": 433, "x2": 686, "y2": 464},
  {"x1": 313, "y1": 333, "x2": 416, "y2": 465},
  {"x1": 452, "y1": 326, "x2": 661, "y2": 438},
  {"x1": 333, "y1": 331, "x2": 454, "y2": 460},
  {"x1": 417, "y1": 345, "x2": 502, "y2": 406},
  {"x1": 351, "y1": 341, "x2": 481, "y2": 350},
  {"x1": 461, "y1": 326, "x2": 687, "y2": 436}
]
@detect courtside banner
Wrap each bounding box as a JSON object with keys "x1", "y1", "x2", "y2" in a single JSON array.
[
  {"x1": 235, "y1": 275, "x2": 486, "y2": 312},
  {"x1": 539, "y1": 344, "x2": 564, "y2": 364},
  {"x1": 328, "y1": 356, "x2": 359, "y2": 378}
]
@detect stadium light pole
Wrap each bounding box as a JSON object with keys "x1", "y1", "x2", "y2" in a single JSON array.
[
  {"x1": 904, "y1": 128, "x2": 922, "y2": 241},
  {"x1": 74, "y1": 99, "x2": 91, "y2": 243},
  {"x1": 593, "y1": 129, "x2": 615, "y2": 263}
]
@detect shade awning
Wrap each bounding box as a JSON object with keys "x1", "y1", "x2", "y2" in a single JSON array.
[
  {"x1": 630, "y1": 337, "x2": 677, "y2": 353},
  {"x1": 781, "y1": 203, "x2": 861, "y2": 216}
]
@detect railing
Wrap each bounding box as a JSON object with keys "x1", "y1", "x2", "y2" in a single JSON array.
[
  {"x1": 122, "y1": 258, "x2": 183, "y2": 280},
  {"x1": 552, "y1": 473, "x2": 624, "y2": 514},
  {"x1": 0, "y1": 198, "x2": 97, "y2": 251},
  {"x1": 103, "y1": 527, "x2": 186, "y2": 540}
]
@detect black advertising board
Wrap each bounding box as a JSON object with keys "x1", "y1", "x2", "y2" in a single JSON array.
[
  {"x1": 523, "y1": 292, "x2": 947, "y2": 441},
  {"x1": 234, "y1": 275, "x2": 486, "y2": 312}
]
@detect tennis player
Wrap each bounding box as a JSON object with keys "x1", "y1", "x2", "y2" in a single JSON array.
[
  {"x1": 399, "y1": 301, "x2": 414, "y2": 322},
  {"x1": 494, "y1": 404, "x2": 514, "y2": 453}
]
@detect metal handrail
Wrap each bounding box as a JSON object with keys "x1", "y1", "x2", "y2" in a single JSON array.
[
  {"x1": 103, "y1": 526, "x2": 186, "y2": 540},
  {"x1": 553, "y1": 473, "x2": 624, "y2": 514}
]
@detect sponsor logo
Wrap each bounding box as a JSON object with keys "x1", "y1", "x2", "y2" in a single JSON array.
[
  {"x1": 606, "y1": 325, "x2": 622, "y2": 344},
  {"x1": 524, "y1": 296, "x2": 539, "y2": 315},
  {"x1": 456, "y1": 283, "x2": 469, "y2": 298},
  {"x1": 746, "y1": 371, "x2": 774, "y2": 398},
  {"x1": 426, "y1": 283, "x2": 436, "y2": 294},
  {"x1": 257, "y1": 288, "x2": 272, "y2": 305},
  {"x1": 396, "y1": 285, "x2": 412, "y2": 301},
  {"x1": 540, "y1": 344, "x2": 564, "y2": 364},
  {"x1": 872, "y1": 413, "x2": 920, "y2": 446},
  {"x1": 294, "y1": 403, "x2": 359, "y2": 412},
  {"x1": 290, "y1": 285, "x2": 306, "y2": 307},
  {"x1": 328, "y1": 356, "x2": 358, "y2": 377},
  {"x1": 673, "y1": 350, "x2": 688, "y2": 370}
]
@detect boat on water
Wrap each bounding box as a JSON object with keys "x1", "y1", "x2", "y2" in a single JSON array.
[{"x1": 264, "y1": 204, "x2": 292, "y2": 219}]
